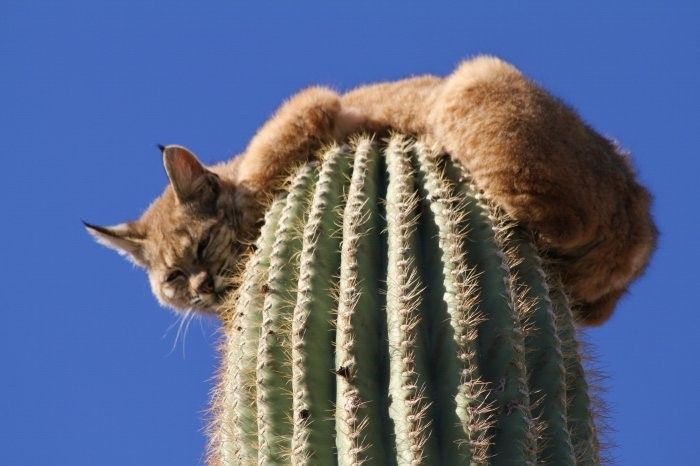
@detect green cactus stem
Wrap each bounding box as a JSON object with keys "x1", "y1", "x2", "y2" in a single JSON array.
[{"x1": 209, "y1": 134, "x2": 601, "y2": 466}]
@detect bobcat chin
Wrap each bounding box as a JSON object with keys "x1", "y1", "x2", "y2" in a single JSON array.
[{"x1": 86, "y1": 55, "x2": 656, "y2": 324}]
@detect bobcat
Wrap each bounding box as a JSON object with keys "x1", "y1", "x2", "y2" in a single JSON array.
[{"x1": 85, "y1": 56, "x2": 656, "y2": 325}]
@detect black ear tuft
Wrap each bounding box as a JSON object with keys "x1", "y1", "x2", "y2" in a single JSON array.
[
  {"x1": 84, "y1": 220, "x2": 147, "y2": 266},
  {"x1": 82, "y1": 220, "x2": 118, "y2": 238},
  {"x1": 157, "y1": 144, "x2": 166, "y2": 153}
]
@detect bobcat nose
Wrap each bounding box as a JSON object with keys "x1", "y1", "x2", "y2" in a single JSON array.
[{"x1": 191, "y1": 271, "x2": 215, "y2": 295}]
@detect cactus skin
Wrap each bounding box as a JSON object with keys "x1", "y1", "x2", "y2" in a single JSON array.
[
  {"x1": 291, "y1": 147, "x2": 353, "y2": 464},
  {"x1": 210, "y1": 135, "x2": 600, "y2": 465}
]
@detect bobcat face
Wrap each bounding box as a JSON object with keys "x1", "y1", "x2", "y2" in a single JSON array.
[
  {"x1": 85, "y1": 145, "x2": 243, "y2": 315},
  {"x1": 143, "y1": 213, "x2": 240, "y2": 314}
]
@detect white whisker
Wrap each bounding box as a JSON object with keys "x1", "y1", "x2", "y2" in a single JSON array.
[
  {"x1": 166, "y1": 309, "x2": 192, "y2": 357},
  {"x1": 162, "y1": 314, "x2": 183, "y2": 339},
  {"x1": 181, "y1": 311, "x2": 196, "y2": 358}
]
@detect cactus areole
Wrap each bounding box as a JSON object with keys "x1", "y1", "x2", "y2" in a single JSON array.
[{"x1": 208, "y1": 135, "x2": 600, "y2": 466}]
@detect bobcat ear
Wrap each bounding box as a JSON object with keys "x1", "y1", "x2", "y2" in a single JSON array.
[
  {"x1": 83, "y1": 221, "x2": 147, "y2": 267},
  {"x1": 162, "y1": 145, "x2": 220, "y2": 208}
]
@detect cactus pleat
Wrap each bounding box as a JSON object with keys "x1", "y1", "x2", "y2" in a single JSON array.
[
  {"x1": 496, "y1": 225, "x2": 575, "y2": 465},
  {"x1": 384, "y1": 137, "x2": 441, "y2": 465},
  {"x1": 211, "y1": 134, "x2": 600, "y2": 465},
  {"x1": 257, "y1": 165, "x2": 318, "y2": 464},
  {"x1": 442, "y1": 157, "x2": 536, "y2": 465},
  {"x1": 412, "y1": 144, "x2": 489, "y2": 464},
  {"x1": 211, "y1": 197, "x2": 286, "y2": 465},
  {"x1": 550, "y1": 286, "x2": 600, "y2": 465},
  {"x1": 291, "y1": 147, "x2": 353, "y2": 464},
  {"x1": 334, "y1": 138, "x2": 392, "y2": 466}
]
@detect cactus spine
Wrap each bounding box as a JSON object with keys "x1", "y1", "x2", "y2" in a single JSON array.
[{"x1": 209, "y1": 135, "x2": 600, "y2": 465}]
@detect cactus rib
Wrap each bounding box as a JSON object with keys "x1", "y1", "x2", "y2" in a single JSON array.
[
  {"x1": 291, "y1": 146, "x2": 353, "y2": 465},
  {"x1": 550, "y1": 283, "x2": 600, "y2": 465},
  {"x1": 257, "y1": 165, "x2": 318, "y2": 465},
  {"x1": 497, "y1": 223, "x2": 575, "y2": 466},
  {"x1": 384, "y1": 135, "x2": 440, "y2": 465},
  {"x1": 335, "y1": 138, "x2": 393, "y2": 466},
  {"x1": 413, "y1": 142, "x2": 491, "y2": 464},
  {"x1": 210, "y1": 197, "x2": 286, "y2": 466},
  {"x1": 443, "y1": 157, "x2": 536, "y2": 465}
]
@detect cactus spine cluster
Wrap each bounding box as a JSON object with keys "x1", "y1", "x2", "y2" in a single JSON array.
[{"x1": 209, "y1": 135, "x2": 600, "y2": 465}]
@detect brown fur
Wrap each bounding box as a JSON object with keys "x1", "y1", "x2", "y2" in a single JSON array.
[{"x1": 86, "y1": 56, "x2": 656, "y2": 324}]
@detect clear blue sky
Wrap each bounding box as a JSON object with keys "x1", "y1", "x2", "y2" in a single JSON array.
[{"x1": 2, "y1": 2, "x2": 698, "y2": 465}]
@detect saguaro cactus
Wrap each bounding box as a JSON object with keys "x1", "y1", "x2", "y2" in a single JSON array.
[{"x1": 208, "y1": 135, "x2": 600, "y2": 465}]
